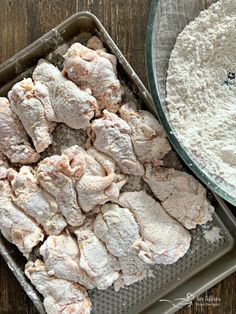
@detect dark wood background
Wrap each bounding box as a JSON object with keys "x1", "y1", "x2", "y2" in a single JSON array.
[{"x1": 0, "y1": 0, "x2": 235, "y2": 313}]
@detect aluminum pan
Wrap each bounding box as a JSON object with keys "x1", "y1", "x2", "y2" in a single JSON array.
[{"x1": 0, "y1": 12, "x2": 235, "y2": 314}]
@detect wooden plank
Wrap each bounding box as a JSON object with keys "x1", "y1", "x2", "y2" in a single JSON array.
[{"x1": 0, "y1": 0, "x2": 28, "y2": 64}]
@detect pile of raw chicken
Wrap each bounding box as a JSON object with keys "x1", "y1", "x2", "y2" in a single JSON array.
[{"x1": 0, "y1": 36, "x2": 214, "y2": 314}]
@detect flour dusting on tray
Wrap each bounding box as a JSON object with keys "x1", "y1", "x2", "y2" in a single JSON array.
[{"x1": 203, "y1": 226, "x2": 221, "y2": 244}]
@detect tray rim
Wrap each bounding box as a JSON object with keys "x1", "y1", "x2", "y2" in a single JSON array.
[
  {"x1": 0, "y1": 10, "x2": 235, "y2": 314},
  {"x1": 145, "y1": 0, "x2": 236, "y2": 206}
]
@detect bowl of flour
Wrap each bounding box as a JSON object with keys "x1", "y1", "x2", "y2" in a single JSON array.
[{"x1": 146, "y1": 0, "x2": 236, "y2": 205}]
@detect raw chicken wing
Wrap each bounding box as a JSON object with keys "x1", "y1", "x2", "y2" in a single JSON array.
[
  {"x1": 40, "y1": 232, "x2": 96, "y2": 289},
  {"x1": 37, "y1": 146, "x2": 85, "y2": 226},
  {"x1": 76, "y1": 147, "x2": 127, "y2": 212},
  {"x1": 8, "y1": 78, "x2": 55, "y2": 152},
  {"x1": 87, "y1": 36, "x2": 117, "y2": 71},
  {"x1": 144, "y1": 163, "x2": 215, "y2": 229},
  {"x1": 74, "y1": 222, "x2": 120, "y2": 290},
  {"x1": 0, "y1": 152, "x2": 9, "y2": 179},
  {"x1": 119, "y1": 190, "x2": 191, "y2": 265},
  {"x1": 0, "y1": 97, "x2": 40, "y2": 164},
  {"x1": 94, "y1": 203, "x2": 140, "y2": 257},
  {"x1": 33, "y1": 60, "x2": 98, "y2": 129},
  {"x1": 94, "y1": 203, "x2": 147, "y2": 288},
  {"x1": 8, "y1": 166, "x2": 67, "y2": 235},
  {"x1": 0, "y1": 179, "x2": 43, "y2": 257},
  {"x1": 90, "y1": 110, "x2": 144, "y2": 175},
  {"x1": 25, "y1": 260, "x2": 92, "y2": 314},
  {"x1": 119, "y1": 102, "x2": 171, "y2": 162},
  {"x1": 87, "y1": 36, "x2": 105, "y2": 51},
  {"x1": 63, "y1": 43, "x2": 123, "y2": 112}
]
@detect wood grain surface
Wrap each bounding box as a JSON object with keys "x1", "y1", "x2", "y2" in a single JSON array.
[{"x1": 0, "y1": 0, "x2": 235, "y2": 313}]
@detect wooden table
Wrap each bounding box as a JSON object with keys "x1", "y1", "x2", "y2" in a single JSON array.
[{"x1": 0, "y1": 1, "x2": 235, "y2": 313}]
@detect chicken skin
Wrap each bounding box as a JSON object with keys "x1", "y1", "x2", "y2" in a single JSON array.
[
  {"x1": 90, "y1": 110, "x2": 144, "y2": 175},
  {"x1": 74, "y1": 222, "x2": 120, "y2": 290},
  {"x1": 87, "y1": 36, "x2": 117, "y2": 72},
  {"x1": 0, "y1": 97, "x2": 40, "y2": 164},
  {"x1": 8, "y1": 166, "x2": 67, "y2": 235},
  {"x1": 76, "y1": 147, "x2": 127, "y2": 212},
  {"x1": 87, "y1": 36, "x2": 106, "y2": 51},
  {"x1": 119, "y1": 102, "x2": 171, "y2": 162},
  {"x1": 33, "y1": 60, "x2": 98, "y2": 129},
  {"x1": 37, "y1": 147, "x2": 85, "y2": 226},
  {"x1": 25, "y1": 260, "x2": 92, "y2": 314},
  {"x1": 0, "y1": 179, "x2": 43, "y2": 257},
  {"x1": 0, "y1": 152, "x2": 9, "y2": 179},
  {"x1": 119, "y1": 191, "x2": 191, "y2": 265},
  {"x1": 144, "y1": 163, "x2": 215, "y2": 229},
  {"x1": 94, "y1": 203, "x2": 140, "y2": 257},
  {"x1": 8, "y1": 78, "x2": 55, "y2": 153},
  {"x1": 63, "y1": 43, "x2": 123, "y2": 112},
  {"x1": 40, "y1": 232, "x2": 96, "y2": 289},
  {"x1": 94, "y1": 203, "x2": 147, "y2": 288}
]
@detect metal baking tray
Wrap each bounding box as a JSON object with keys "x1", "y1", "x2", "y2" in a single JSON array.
[{"x1": 0, "y1": 12, "x2": 235, "y2": 314}]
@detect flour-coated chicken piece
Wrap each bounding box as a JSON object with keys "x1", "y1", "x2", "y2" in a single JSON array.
[
  {"x1": 74, "y1": 224, "x2": 120, "y2": 290},
  {"x1": 144, "y1": 163, "x2": 215, "y2": 229},
  {"x1": 25, "y1": 260, "x2": 92, "y2": 314},
  {"x1": 8, "y1": 78, "x2": 55, "y2": 153},
  {"x1": 63, "y1": 43, "x2": 123, "y2": 112},
  {"x1": 0, "y1": 179, "x2": 43, "y2": 257},
  {"x1": 119, "y1": 103, "x2": 171, "y2": 162},
  {"x1": 37, "y1": 147, "x2": 85, "y2": 226},
  {"x1": 90, "y1": 110, "x2": 144, "y2": 175},
  {"x1": 0, "y1": 97, "x2": 40, "y2": 164},
  {"x1": 76, "y1": 147, "x2": 127, "y2": 212},
  {"x1": 86, "y1": 36, "x2": 117, "y2": 71},
  {"x1": 87, "y1": 36, "x2": 105, "y2": 51},
  {"x1": 94, "y1": 203, "x2": 147, "y2": 289},
  {"x1": 40, "y1": 232, "x2": 96, "y2": 289},
  {"x1": 94, "y1": 203, "x2": 140, "y2": 257},
  {"x1": 0, "y1": 152, "x2": 9, "y2": 179},
  {"x1": 8, "y1": 166, "x2": 66, "y2": 235},
  {"x1": 33, "y1": 60, "x2": 98, "y2": 129},
  {"x1": 119, "y1": 191, "x2": 191, "y2": 265}
]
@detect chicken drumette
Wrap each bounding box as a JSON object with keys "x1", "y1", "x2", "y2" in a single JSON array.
[
  {"x1": 37, "y1": 146, "x2": 85, "y2": 226},
  {"x1": 74, "y1": 221, "x2": 120, "y2": 290},
  {"x1": 0, "y1": 97, "x2": 40, "y2": 164},
  {"x1": 63, "y1": 42, "x2": 123, "y2": 112},
  {"x1": 40, "y1": 232, "x2": 96, "y2": 289},
  {"x1": 90, "y1": 110, "x2": 144, "y2": 176},
  {"x1": 0, "y1": 179, "x2": 43, "y2": 257},
  {"x1": 119, "y1": 102, "x2": 171, "y2": 162},
  {"x1": 8, "y1": 78, "x2": 55, "y2": 153},
  {"x1": 144, "y1": 163, "x2": 215, "y2": 229},
  {"x1": 119, "y1": 190, "x2": 191, "y2": 265},
  {"x1": 25, "y1": 260, "x2": 92, "y2": 314},
  {"x1": 8, "y1": 166, "x2": 67, "y2": 235},
  {"x1": 33, "y1": 60, "x2": 98, "y2": 129},
  {"x1": 94, "y1": 203, "x2": 140, "y2": 257},
  {"x1": 94, "y1": 203, "x2": 147, "y2": 288}
]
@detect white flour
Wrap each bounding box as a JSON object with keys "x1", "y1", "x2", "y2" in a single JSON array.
[
  {"x1": 167, "y1": 0, "x2": 236, "y2": 196},
  {"x1": 203, "y1": 226, "x2": 221, "y2": 244}
]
